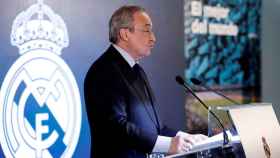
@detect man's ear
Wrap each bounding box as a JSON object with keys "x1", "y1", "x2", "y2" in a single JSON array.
[{"x1": 119, "y1": 28, "x2": 129, "y2": 42}]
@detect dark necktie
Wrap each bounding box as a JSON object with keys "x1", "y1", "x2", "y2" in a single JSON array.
[
  {"x1": 133, "y1": 63, "x2": 153, "y2": 103},
  {"x1": 133, "y1": 64, "x2": 148, "y2": 96},
  {"x1": 132, "y1": 63, "x2": 143, "y2": 79}
]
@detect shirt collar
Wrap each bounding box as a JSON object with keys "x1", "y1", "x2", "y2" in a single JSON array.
[{"x1": 113, "y1": 44, "x2": 137, "y2": 68}]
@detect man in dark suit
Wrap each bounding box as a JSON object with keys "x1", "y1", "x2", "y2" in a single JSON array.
[{"x1": 84, "y1": 5, "x2": 206, "y2": 158}]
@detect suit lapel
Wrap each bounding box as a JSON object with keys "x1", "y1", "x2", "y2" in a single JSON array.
[{"x1": 138, "y1": 67, "x2": 161, "y2": 130}]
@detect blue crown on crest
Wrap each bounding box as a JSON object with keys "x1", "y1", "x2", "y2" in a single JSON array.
[{"x1": 11, "y1": 0, "x2": 69, "y2": 55}]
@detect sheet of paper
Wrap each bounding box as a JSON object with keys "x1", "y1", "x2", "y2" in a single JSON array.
[{"x1": 165, "y1": 131, "x2": 240, "y2": 158}]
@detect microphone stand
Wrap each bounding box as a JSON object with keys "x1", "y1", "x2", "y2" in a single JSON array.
[{"x1": 176, "y1": 76, "x2": 230, "y2": 145}]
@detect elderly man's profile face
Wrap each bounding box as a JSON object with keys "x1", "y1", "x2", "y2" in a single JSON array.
[{"x1": 126, "y1": 11, "x2": 156, "y2": 60}]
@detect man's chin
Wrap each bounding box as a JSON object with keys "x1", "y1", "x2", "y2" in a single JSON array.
[
  {"x1": 145, "y1": 51, "x2": 151, "y2": 56},
  {"x1": 137, "y1": 51, "x2": 151, "y2": 59}
]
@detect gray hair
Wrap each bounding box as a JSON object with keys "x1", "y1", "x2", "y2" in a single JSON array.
[{"x1": 109, "y1": 5, "x2": 146, "y2": 44}]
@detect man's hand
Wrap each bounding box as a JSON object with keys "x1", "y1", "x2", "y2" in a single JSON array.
[
  {"x1": 167, "y1": 135, "x2": 193, "y2": 154},
  {"x1": 167, "y1": 132, "x2": 208, "y2": 155}
]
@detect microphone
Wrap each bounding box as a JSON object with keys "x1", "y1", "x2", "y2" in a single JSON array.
[
  {"x1": 175, "y1": 75, "x2": 229, "y2": 145},
  {"x1": 190, "y1": 78, "x2": 240, "y2": 105}
]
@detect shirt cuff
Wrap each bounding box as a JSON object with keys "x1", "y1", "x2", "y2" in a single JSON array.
[
  {"x1": 176, "y1": 131, "x2": 190, "y2": 137},
  {"x1": 152, "y1": 135, "x2": 172, "y2": 153}
]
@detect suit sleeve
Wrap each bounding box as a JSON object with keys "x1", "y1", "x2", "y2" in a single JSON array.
[{"x1": 160, "y1": 125, "x2": 177, "y2": 137}]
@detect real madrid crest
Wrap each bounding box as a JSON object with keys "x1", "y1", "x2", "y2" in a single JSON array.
[{"x1": 0, "y1": 0, "x2": 82, "y2": 157}]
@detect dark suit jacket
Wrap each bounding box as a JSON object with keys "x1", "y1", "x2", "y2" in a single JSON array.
[{"x1": 84, "y1": 45, "x2": 177, "y2": 158}]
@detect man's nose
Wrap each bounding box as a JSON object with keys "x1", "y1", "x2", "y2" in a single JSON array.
[{"x1": 150, "y1": 32, "x2": 156, "y2": 43}]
